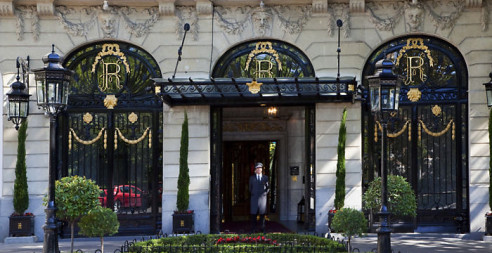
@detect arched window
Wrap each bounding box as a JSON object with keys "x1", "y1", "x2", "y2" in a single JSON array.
[
  {"x1": 361, "y1": 36, "x2": 469, "y2": 232},
  {"x1": 64, "y1": 41, "x2": 161, "y2": 108},
  {"x1": 212, "y1": 40, "x2": 315, "y2": 78}
]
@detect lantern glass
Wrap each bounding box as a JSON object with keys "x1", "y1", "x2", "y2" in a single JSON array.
[
  {"x1": 36, "y1": 74, "x2": 46, "y2": 107},
  {"x1": 381, "y1": 82, "x2": 400, "y2": 112},
  {"x1": 486, "y1": 86, "x2": 492, "y2": 108},
  {"x1": 369, "y1": 81, "x2": 380, "y2": 113}
]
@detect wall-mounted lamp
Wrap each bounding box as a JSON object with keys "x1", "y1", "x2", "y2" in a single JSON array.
[
  {"x1": 7, "y1": 56, "x2": 31, "y2": 130},
  {"x1": 103, "y1": 0, "x2": 109, "y2": 10},
  {"x1": 267, "y1": 106, "x2": 278, "y2": 119},
  {"x1": 483, "y1": 72, "x2": 492, "y2": 107}
]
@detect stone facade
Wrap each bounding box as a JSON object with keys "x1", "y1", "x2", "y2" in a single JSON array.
[{"x1": 0, "y1": 0, "x2": 490, "y2": 241}]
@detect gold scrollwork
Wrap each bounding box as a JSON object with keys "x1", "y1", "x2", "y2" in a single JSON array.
[
  {"x1": 69, "y1": 128, "x2": 106, "y2": 150},
  {"x1": 407, "y1": 88, "x2": 422, "y2": 102},
  {"x1": 128, "y1": 112, "x2": 138, "y2": 124},
  {"x1": 418, "y1": 119, "x2": 455, "y2": 141},
  {"x1": 375, "y1": 120, "x2": 411, "y2": 142},
  {"x1": 395, "y1": 38, "x2": 434, "y2": 67},
  {"x1": 432, "y1": 105, "x2": 442, "y2": 116},
  {"x1": 114, "y1": 127, "x2": 151, "y2": 150},
  {"x1": 246, "y1": 80, "x2": 263, "y2": 94},
  {"x1": 83, "y1": 113, "x2": 93, "y2": 124},
  {"x1": 91, "y1": 44, "x2": 130, "y2": 73},
  {"x1": 245, "y1": 42, "x2": 282, "y2": 72},
  {"x1": 104, "y1": 95, "x2": 118, "y2": 109}
]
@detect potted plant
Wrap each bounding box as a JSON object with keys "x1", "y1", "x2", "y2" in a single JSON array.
[
  {"x1": 79, "y1": 206, "x2": 120, "y2": 252},
  {"x1": 486, "y1": 108, "x2": 492, "y2": 235},
  {"x1": 9, "y1": 120, "x2": 34, "y2": 237},
  {"x1": 331, "y1": 207, "x2": 367, "y2": 252},
  {"x1": 46, "y1": 176, "x2": 100, "y2": 253},
  {"x1": 363, "y1": 174, "x2": 417, "y2": 232},
  {"x1": 329, "y1": 107, "x2": 347, "y2": 232},
  {"x1": 172, "y1": 111, "x2": 194, "y2": 233}
]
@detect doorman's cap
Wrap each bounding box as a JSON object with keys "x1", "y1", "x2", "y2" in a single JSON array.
[{"x1": 255, "y1": 162, "x2": 263, "y2": 168}]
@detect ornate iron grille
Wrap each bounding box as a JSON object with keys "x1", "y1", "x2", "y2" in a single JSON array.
[
  {"x1": 61, "y1": 41, "x2": 163, "y2": 235},
  {"x1": 362, "y1": 36, "x2": 469, "y2": 232}
]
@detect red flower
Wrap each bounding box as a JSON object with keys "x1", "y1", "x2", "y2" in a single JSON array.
[{"x1": 329, "y1": 209, "x2": 337, "y2": 214}]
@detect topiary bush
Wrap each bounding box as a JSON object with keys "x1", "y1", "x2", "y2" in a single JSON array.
[
  {"x1": 177, "y1": 111, "x2": 190, "y2": 212},
  {"x1": 331, "y1": 208, "x2": 367, "y2": 252},
  {"x1": 79, "y1": 206, "x2": 119, "y2": 253},
  {"x1": 13, "y1": 120, "x2": 29, "y2": 215},
  {"x1": 363, "y1": 174, "x2": 417, "y2": 217},
  {"x1": 47, "y1": 175, "x2": 100, "y2": 253}
]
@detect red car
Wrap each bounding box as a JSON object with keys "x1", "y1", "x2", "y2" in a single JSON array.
[{"x1": 99, "y1": 185, "x2": 147, "y2": 211}]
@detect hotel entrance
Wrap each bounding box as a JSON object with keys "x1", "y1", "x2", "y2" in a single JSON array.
[{"x1": 221, "y1": 140, "x2": 278, "y2": 222}]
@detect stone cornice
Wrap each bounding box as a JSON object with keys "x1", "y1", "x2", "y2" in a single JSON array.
[{"x1": 7, "y1": 1, "x2": 485, "y2": 14}]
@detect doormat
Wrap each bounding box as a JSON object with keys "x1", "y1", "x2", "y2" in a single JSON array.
[{"x1": 221, "y1": 221, "x2": 292, "y2": 234}]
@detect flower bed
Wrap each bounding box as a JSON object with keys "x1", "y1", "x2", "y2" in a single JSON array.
[{"x1": 127, "y1": 233, "x2": 345, "y2": 253}]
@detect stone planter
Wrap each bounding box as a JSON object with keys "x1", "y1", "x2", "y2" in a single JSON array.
[
  {"x1": 172, "y1": 212, "x2": 194, "y2": 234},
  {"x1": 9, "y1": 215, "x2": 34, "y2": 237}
]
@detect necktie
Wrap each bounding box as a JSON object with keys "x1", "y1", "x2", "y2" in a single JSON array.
[{"x1": 257, "y1": 175, "x2": 260, "y2": 181}]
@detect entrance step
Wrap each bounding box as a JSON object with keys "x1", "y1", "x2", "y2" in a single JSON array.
[{"x1": 4, "y1": 236, "x2": 37, "y2": 244}]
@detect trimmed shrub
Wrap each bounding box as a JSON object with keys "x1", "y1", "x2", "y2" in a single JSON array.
[
  {"x1": 177, "y1": 111, "x2": 190, "y2": 212},
  {"x1": 79, "y1": 206, "x2": 119, "y2": 253},
  {"x1": 331, "y1": 208, "x2": 367, "y2": 252},
  {"x1": 363, "y1": 174, "x2": 417, "y2": 217},
  {"x1": 13, "y1": 120, "x2": 28, "y2": 215},
  {"x1": 335, "y1": 107, "x2": 347, "y2": 210},
  {"x1": 48, "y1": 176, "x2": 100, "y2": 253}
]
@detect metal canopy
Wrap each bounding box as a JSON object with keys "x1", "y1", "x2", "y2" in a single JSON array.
[{"x1": 153, "y1": 77, "x2": 358, "y2": 106}]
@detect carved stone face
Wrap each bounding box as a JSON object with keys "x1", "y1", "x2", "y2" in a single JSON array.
[
  {"x1": 99, "y1": 12, "x2": 116, "y2": 37},
  {"x1": 405, "y1": 5, "x2": 423, "y2": 32}
]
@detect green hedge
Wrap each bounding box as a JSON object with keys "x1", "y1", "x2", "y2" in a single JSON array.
[{"x1": 129, "y1": 234, "x2": 345, "y2": 253}]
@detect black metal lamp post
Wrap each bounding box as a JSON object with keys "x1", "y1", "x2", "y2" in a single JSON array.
[
  {"x1": 366, "y1": 58, "x2": 401, "y2": 253},
  {"x1": 32, "y1": 45, "x2": 73, "y2": 253},
  {"x1": 7, "y1": 57, "x2": 31, "y2": 130},
  {"x1": 483, "y1": 72, "x2": 492, "y2": 108}
]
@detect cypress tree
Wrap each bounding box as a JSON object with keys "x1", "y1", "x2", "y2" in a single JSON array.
[
  {"x1": 13, "y1": 120, "x2": 29, "y2": 215},
  {"x1": 177, "y1": 111, "x2": 190, "y2": 212},
  {"x1": 335, "y1": 108, "x2": 347, "y2": 210}
]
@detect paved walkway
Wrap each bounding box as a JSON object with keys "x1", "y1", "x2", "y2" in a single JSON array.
[{"x1": 1, "y1": 233, "x2": 491, "y2": 252}]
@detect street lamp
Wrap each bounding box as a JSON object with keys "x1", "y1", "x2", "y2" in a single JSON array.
[
  {"x1": 483, "y1": 72, "x2": 492, "y2": 108},
  {"x1": 7, "y1": 57, "x2": 31, "y2": 130},
  {"x1": 32, "y1": 44, "x2": 73, "y2": 253},
  {"x1": 366, "y1": 57, "x2": 401, "y2": 253}
]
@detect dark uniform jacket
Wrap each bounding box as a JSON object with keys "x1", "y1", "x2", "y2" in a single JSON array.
[{"x1": 249, "y1": 174, "x2": 270, "y2": 214}]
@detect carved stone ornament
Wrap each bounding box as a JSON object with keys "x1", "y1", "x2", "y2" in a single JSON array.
[
  {"x1": 367, "y1": 1, "x2": 404, "y2": 31},
  {"x1": 367, "y1": 0, "x2": 467, "y2": 32},
  {"x1": 0, "y1": 1, "x2": 14, "y2": 16},
  {"x1": 55, "y1": 5, "x2": 159, "y2": 39},
  {"x1": 176, "y1": 7, "x2": 199, "y2": 40},
  {"x1": 104, "y1": 95, "x2": 118, "y2": 109},
  {"x1": 425, "y1": 0, "x2": 465, "y2": 30},
  {"x1": 327, "y1": 4, "x2": 351, "y2": 37},
  {"x1": 407, "y1": 88, "x2": 422, "y2": 102},
  {"x1": 214, "y1": 4, "x2": 312, "y2": 36},
  {"x1": 14, "y1": 6, "x2": 40, "y2": 41},
  {"x1": 251, "y1": 2, "x2": 272, "y2": 36},
  {"x1": 246, "y1": 80, "x2": 263, "y2": 94}
]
